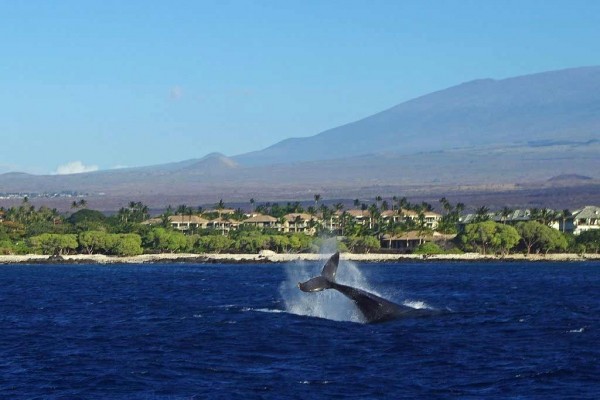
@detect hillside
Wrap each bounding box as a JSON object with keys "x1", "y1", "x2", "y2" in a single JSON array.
[
  {"x1": 234, "y1": 66, "x2": 600, "y2": 165},
  {"x1": 1, "y1": 67, "x2": 599, "y2": 210}
]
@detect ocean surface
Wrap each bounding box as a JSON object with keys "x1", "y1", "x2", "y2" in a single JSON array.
[{"x1": 1, "y1": 259, "x2": 599, "y2": 399}]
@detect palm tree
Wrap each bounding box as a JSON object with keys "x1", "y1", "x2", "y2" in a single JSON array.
[
  {"x1": 249, "y1": 198, "x2": 255, "y2": 212},
  {"x1": 214, "y1": 199, "x2": 226, "y2": 219},
  {"x1": 118, "y1": 207, "x2": 131, "y2": 224},
  {"x1": 176, "y1": 204, "x2": 187, "y2": 228},
  {"x1": 375, "y1": 195, "x2": 382, "y2": 210},
  {"x1": 397, "y1": 197, "x2": 409, "y2": 213},
  {"x1": 314, "y1": 194, "x2": 321, "y2": 208},
  {"x1": 558, "y1": 209, "x2": 570, "y2": 233},
  {"x1": 500, "y1": 207, "x2": 512, "y2": 224},
  {"x1": 439, "y1": 197, "x2": 452, "y2": 214},
  {"x1": 421, "y1": 201, "x2": 433, "y2": 212},
  {"x1": 353, "y1": 199, "x2": 360, "y2": 209},
  {"x1": 186, "y1": 206, "x2": 195, "y2": 234},
  {"x1": 529, "y1": 208, "x2": 540, "y2": 223},
  {"x1": 474, "y1": 206, "x2": 490, "y2": 222},
  {"x1": 538, "y1": 208, "x2": 556, "y2": 226},
  {"x1": 381, "y1": 200, "x2": 389, "y2": 211}
]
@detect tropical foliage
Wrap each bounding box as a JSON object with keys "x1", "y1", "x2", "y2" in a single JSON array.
[{"x1": 0, "y1": 195, "x2": 595, "y2": 257}]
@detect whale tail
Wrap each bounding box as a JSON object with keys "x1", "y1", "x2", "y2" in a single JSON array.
[{"x1": 298, "y1": 252, "x2": 340, "y2": 292}]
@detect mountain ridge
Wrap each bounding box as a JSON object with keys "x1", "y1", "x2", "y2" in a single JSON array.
[
  {"x1": 233, "y1": 66, "x2": 600, "y2": 166},
  {"x1": 1, "y1": 66, "x2": 599, "y2": 209}
]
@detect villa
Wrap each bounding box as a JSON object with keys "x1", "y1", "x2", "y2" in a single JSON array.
[{"x1": 559, "y1": 206, "x2": 600, "y2": 235}]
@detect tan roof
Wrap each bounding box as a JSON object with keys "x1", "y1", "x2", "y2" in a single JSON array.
[
  {"x1": 345, "y1": 209, "x2": 371, "y2": 217},
  {"x1": 284, "y1": 213, "x2": 316, "y2": 222},
  {"x1": 243, "y1": 214, "x2": 278, "y2": 223},
  {"x1": 208, "y1": 217, "x2": 238, "y2": 225},
  {"x1": 399, "y1": 209, "x2": 419, "y2": 217},
  {"x1": 169, "y1": 215, "x2": 209, "y2": 224}
]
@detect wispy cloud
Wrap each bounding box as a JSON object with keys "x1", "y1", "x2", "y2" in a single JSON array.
[
  {"x1": 55, "y1": 161, "x2": 99, "y2": 175},
  {"x1": 169, "y1": 85, "x2": 183, "y2": 100}
]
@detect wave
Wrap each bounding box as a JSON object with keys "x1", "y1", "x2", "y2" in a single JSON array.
[{"x1": 242, "y1": 307, "x2": 284, "y2": 314}]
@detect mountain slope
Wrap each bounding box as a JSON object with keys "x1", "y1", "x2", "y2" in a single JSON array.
[
  {"x1": 234, "y1": 66, "x2": 600, "y2": 165},
  {"x1": 1, "y1": 67, "x2": 599, "y2": 209}
]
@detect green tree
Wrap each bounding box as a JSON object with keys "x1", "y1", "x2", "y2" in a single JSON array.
[
  {"x1": 270, "y1": 235, "x2": 291, "y2": 252},
  {"x1": 575, "y1": 230, "x2": 600, "y2": 253},
  {"x1": 515, "y1": 221, "x2": 543, "y2": 255},
  {"x1": 108, "y1": 234, "x2": 143, "y2": 256},
  {"x1": 198, "y1": 235, "x2": 234, "y2": 253},
  {"x1": 538, "y1": 228, "x2": 568, "y2": 254},
  {"x1": 414, "y1": 242, "x2": 444, "y2": 255},
  {"x1": 494, "y1": 224, "x2": 521, "y2": 256},
  {"x1": 146, "y1": 227, "x2": 188, "y2": 253},
  {"x1": 78, "y1": 230, "x2": 110, "y2": 254},
  {"x1": 344, "y1": 235, "x2": 381, "y2": 253},
  {"x1": 459, "y1": 221, "x2": 519, "y2": 255},
  {"x1": 29, "y1": 233, "x2": 78, "y2": 255},
  {"x1": 516, "y1": 221, "x2": 567, "y2": 255}
]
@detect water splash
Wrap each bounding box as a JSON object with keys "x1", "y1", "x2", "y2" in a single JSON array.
[{"x1": 279, "y1": 256, "x2": 387, "y2": 323}]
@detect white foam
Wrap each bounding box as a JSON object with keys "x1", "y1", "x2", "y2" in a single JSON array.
[
  {"x1": 243, "y1": 307, "x2": 284, "y2": 314},
  {"x1": 279, "y1": 257, "x2": 384, "y2": 323},
  {"x1": 402, "y1": 300, "x2": 431, "y2": 310},
  {"x1": 568, "y1": 327, "x2": 585, "y2": 333}
]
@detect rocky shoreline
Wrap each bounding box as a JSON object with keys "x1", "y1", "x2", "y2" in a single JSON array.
[{"x1": 0, "y1": 252, "x2": 599, "y2": 265}]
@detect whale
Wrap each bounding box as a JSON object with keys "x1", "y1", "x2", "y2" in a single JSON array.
[{"x1": 298, "y1": 252, "x2": 435, "y2": 323}]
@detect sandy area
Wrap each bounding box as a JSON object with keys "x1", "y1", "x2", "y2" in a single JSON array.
[{"x1": 0, "y1": 252, "x2": 598, "y2": 264}]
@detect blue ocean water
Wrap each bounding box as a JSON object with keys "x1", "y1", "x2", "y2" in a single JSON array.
[{"x1": 1, "y1": 260, "x2": 599, "y2": 399}]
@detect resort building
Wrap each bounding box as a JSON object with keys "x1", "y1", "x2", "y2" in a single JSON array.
[
  {"x1": 168, "y1": 215, "x2": 209, "y2": 232},
  {"x1": 283, "y1": 213, "x2": 318, "y2": 235},
  {"x1": 242, "y1": 214, "x2": 280, "y2": 230},
  {"x1": 560, "y1": 206, "x2": 600, "y2": 235},
  {"x1": 206, "y1": 217, "x2": 239, "y2": 234},
  {"x1": 381, "y1": 231, "x2": 456, "y2": 252}
]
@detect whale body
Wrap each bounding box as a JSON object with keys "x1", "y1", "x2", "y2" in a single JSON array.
[{"x1": 298, "y1": 252, "x2": 434, "y2": 323}]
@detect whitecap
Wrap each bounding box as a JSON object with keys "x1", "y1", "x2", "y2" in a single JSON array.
[{"x1": 402, "y1": 300, "x2": 431, "y2": 309}]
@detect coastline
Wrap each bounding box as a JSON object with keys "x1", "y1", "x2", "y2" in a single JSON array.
[{"x1": 0, "y1": 252, "x2": 599, "y2": 265}]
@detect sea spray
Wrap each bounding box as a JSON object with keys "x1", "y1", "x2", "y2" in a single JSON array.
[{"x1": 279, "y1": 255, "x2": 388, "y2": 323}]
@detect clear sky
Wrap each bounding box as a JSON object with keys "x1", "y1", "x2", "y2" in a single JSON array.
[{"x1": 2, "y1": 0, "x2": 600, "y2": 174}]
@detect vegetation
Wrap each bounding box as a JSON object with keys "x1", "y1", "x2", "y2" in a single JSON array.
[
  {"x1": 0, "y1": 196, "x2": 596, "y2": 257},
  {"x1": 458, "y1": 221, "x2": 520, "y2": 255}
]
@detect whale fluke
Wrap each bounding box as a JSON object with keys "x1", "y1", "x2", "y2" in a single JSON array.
[
  {"x1": 321, "y1": 251, "x2": 339, "y2": 280},
  {"x1": 298, "y1": 253, "x2": 436, "y2": 323}
]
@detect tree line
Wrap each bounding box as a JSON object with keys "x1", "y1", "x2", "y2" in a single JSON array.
[{"x1": 0, "y1": 196, "x2": 598, "y2": 256}]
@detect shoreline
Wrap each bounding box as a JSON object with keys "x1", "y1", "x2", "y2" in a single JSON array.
[{"x1": 0, "y1": 252, "x2": 599, "y2": 265}]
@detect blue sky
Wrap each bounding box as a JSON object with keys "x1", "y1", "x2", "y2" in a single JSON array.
[{"x1": 2, "y1": 0, "x2": 600, "y2": 174}]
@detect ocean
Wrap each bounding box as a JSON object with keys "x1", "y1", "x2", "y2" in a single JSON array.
[{"x1": 1, "y1": 259, "x2": 599, "y2": 399}]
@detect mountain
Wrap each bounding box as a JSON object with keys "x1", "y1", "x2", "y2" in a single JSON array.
[
  {"x1": 234, "y1": 66, "x2": 600, "y2": 166},
  {"x1": 1, "y1": 67, "x2": 599, "y2": 210}
]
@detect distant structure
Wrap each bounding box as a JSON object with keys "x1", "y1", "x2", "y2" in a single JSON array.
[
  {"x1": 558, "y1": 206, "x2": 600, "y2": 235},
  {"x1": 459, "y1": 206, "x2": 600, "y2": 235}
]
